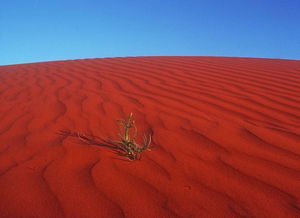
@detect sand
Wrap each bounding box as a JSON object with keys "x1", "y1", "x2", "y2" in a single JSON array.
[{"x1": 0, "y1": 56, "x2": 299, "y2": 218}]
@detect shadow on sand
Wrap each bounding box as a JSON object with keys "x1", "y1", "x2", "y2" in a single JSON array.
[{"x1": 58, "y1": 130, "x2": 138, "y2": 161}]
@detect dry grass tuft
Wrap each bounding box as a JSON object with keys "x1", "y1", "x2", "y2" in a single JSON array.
[
  {"x1": 62, "y1": 113, "x2": 152, "y2": 161},
  {"x1": 105, "y1": 112, "x2": 152, "y2": 160}
]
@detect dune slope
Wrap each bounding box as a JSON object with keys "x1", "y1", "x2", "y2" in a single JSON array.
[{"x1": 0, "y1": 56, "x2": 300, "y2": 218}]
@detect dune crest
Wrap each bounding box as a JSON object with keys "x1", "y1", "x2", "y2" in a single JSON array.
[{"x1": 0, "y1": 56, "x2": 300, "y2": 217}]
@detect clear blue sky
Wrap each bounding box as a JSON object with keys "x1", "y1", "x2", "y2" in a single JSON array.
[{"x1": 1, "y1": 0, "x2": 300, "y2": 65}]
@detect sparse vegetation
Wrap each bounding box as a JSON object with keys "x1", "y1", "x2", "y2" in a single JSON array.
[
  {"x1": 70, "y1": 112, "x2": 152, "y2": 161},
  {"x1": 106, "y1": 112, "x2": 152, "y2": 160}
]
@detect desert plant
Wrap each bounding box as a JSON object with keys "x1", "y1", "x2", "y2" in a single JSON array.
[
  {"x1": 107, "y1": 112, "x2": 152, "y2": 160},
  {"x1": 68, "y1": 112, "x2": 151, "y2": 161}
]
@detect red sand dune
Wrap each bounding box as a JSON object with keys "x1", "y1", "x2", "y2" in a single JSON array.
[{"x1": 0, "y1": 56, "x2": 300, "y2": 218}]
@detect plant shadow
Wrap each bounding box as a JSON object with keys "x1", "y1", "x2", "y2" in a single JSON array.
[{"x1": 58, "y1": 129, "x2": 137, "y2": 161}]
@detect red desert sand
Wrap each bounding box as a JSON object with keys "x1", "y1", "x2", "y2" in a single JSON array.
[{"x1": 0, "y1": 56, "x2": 300, "y2": 218}]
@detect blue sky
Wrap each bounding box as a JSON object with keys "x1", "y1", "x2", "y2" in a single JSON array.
[{"x1": 1, "y1": 0, "x2": 300, "y2": 65}]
